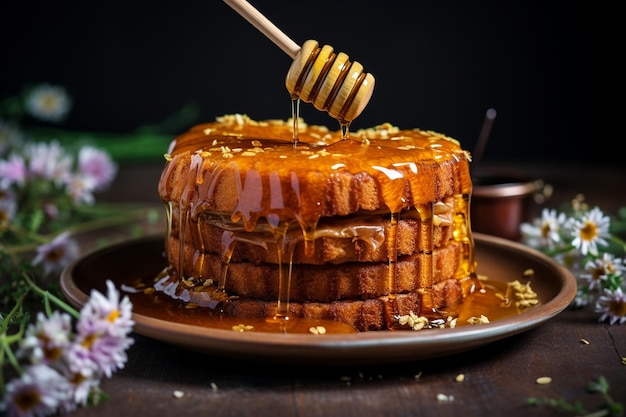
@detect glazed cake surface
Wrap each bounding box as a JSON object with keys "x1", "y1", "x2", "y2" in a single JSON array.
[{"x1": 156, "y1": 114, "x2": 475, "y2": 331}]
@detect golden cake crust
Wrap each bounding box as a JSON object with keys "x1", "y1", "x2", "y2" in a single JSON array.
[
  {"x1": 167, "y1": 235, "x2": 462, "y2": 302},
  {"x1": 169, "y1": 209, "x2": 456, "y2": 265},
  {"x1": 158, "y1": 115, "x2": 472, "y2": 226}
]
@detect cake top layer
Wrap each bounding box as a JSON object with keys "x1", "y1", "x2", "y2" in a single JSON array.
[{"x1": 159, "y1": 114, "x2": 472, "y2": 229}]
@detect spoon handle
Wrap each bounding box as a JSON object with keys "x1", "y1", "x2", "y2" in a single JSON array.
[
  {"x1": 223, "y1": 0, "x2": 300, "y2": 58},
  {"x1": 473, "y1": 108, "x2": 497, "y2": 170}
]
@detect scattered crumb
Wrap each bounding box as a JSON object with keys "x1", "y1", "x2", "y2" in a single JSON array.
[
  {"x1": 232, "y1": 323, "x2": 254, "y2": 332},
  {"x1": 467, "y1": 315, "x2": 490, "y2": 325},
  {"x1": 210, "y1": 382, "x2": 218, "y2": 392},
  {"x1": 455, "y1": 373, "x2": 465, "y2": 382},
  {"x1": 120, "y1": 284, "x2": 143, "y2": 294},
  {"x1": 536, "y1": 376, "x2": 552, "y2": 385},
  {"x1": 309, "y1": 326, "x2": 327, "y2": 335},
  {"x1": 580, "y1": 338, "x2": 590, "y2": 345},
  {"x1": 172, "y1": 390, "x2": 184, "y2": 399},
  {"x1": 495, "y1": 279, "x2": 539, "y2": 310},
  {"x1": 414, "y1": 371, "x2": 423, "y2": 380},
  {"x1": 621, "y1": 357, "x2": 626, "y2": 366},
  {"x1": 396, "y1": 311, "x2": 430, "y2": 330},
  {"x1": 437, "y1": 393, "x2": 454, "y2": 402}
]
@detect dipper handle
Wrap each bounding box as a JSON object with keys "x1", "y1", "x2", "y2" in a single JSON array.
[{"x1": 223, "y1": 0, "x2": 300, "y2": 58}]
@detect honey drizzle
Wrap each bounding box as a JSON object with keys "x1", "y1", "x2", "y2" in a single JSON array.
[
  {"x1": 340, "y1": 122, "x2": 350, "y2": 140},
  {"x1": 271, "y1": 222, "x2": 293, "y2": 320},
  {"x1": 291, "y1": 98, "x2": 300, "y2": 144},
  {"x1": 164, "y1": 201, "x2": 173, "y2": 262},
  {"x1": 218, "y1": 230, "x2": 236, "y2": 291},
  {"x1": 177, "y1": 207, "x2": 190, "y2": 283},
  {"x1": 418, "y1": 203, "x2": 435, "y2": 314},
  {"x1": 387, "y1": 211, "x2": 399, "y2": 299}
]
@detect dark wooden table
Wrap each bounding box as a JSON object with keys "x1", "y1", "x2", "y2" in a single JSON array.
[{"x1": 71, "y1": 161, "x2": 626, "y2": 417}]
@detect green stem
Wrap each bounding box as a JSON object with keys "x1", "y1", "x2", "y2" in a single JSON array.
[
  {"x1": 543, "y1": 244, "x2": 576, "y2": 258},
  {"x1": 62, "y1": 209, "x2": 148, "y2": 236},
  {"x1": 22, "y1": 273, "x2": 80, "y2": 320},
  {"x1": 581, "y1": 410, "x2": 609, "y2": 417},
  {"x1": 4, "y1": 206, "x2": 153, "y2": 256},
  {"x1": 6, "y1": 223, "x2": 49, "y2": 244},
  {"x1": 0, "y1": 293, "x2": 28, "y2": 388},
  {"x1": 609, "y1": 235, "x2": 626, "y2": 254}
]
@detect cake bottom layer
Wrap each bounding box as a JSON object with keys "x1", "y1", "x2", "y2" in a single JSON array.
[{"x1": 153, "y1": 274, "x2": 463, "y2": 331}]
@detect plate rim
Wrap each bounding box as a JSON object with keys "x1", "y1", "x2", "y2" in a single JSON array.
[{"x1": 60, "y1": 233, "x2": 577, "y2": 364}]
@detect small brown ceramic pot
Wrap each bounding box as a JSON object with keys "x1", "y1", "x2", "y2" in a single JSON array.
[{"x1": 471, "y1": 173, "x2": 546, "y2": 241}]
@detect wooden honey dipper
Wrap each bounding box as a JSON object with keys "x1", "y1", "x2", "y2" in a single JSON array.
[{"x1": 223, "y1": 0, "x2": 375, "y2": 124}]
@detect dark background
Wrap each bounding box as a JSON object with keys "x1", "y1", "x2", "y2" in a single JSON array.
[{"x1": 1, "y1": 0, "x2": 623, "y2": 164}]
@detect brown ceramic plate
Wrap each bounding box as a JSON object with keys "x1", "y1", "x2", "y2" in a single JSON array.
[{"x1": 60, "y1": 233, "x2": 576, "y2": 365}]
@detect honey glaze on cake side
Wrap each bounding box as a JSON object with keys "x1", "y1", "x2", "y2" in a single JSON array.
[{"x1": 149, "y1": 114, "x2": 534, "y2": 333}]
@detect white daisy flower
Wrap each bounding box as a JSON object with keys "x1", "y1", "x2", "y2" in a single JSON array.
[
  {"x1": 569, "y1": 207, "x2": 611, "y2": 256},
  {"x1": 595, "y1": 287, "x2": 626, "y2": 325},
  {"x1": 25, "y1": 84, "x2": 72, "y2": 123},
  {"x1": 581, "y1": 253, "x2": 625, "y2": 291},
  {"x1": 520, "y1": 208, "x2": 566, "y2": 250}
]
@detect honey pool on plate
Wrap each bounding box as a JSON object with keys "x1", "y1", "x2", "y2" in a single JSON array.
[{"x1": 120, "y1": 272, "x2": 539, "y2": 334}]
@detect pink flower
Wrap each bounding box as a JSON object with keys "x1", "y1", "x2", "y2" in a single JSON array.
[
  {"x1": 72, "y1": 280, "x2": 134, "y2": 377},
  {"x1": 1, "y1": 364, "x2": 73, "y2": 417},
  {"x1": 32, "y1": 232, "x2": 80, "y2": 275},
  {"x1": 0, "y1": 154, "x2": 27, "y2": 188},
  {"x1": 19, "y1": 311, "x2": 73, "y2": 365},
  {"x1": 77, "y1": 146, "x2": 117, "y2": 191},
  {"x1": 64, "y1": 173, "x2": 96, "y2": 205},
  {"x1": 26, "y1": 141, "x2": 73, "y2": 185}
]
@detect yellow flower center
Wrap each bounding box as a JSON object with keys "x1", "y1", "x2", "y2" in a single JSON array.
[
  {"x1": 37, "y1": 333, "x2": 63, "y2": 361},
  {"x1": 0, "y1": 210, "x2": 8, "y2": 230},
  {"x1": 580, "y1": 220, "x2": 598, "y2": 242},
  {"x1": 107, "y1": 309, "x2": 120, "y2": 322},
  {"x1": 15, "y1": 387, "x2": 41, "y2": 412},
  {"x1": 40, "y1": 94, "x2": 60, "y2": 112},
  {"x1": 81, "y1": 333, "x2": 97, "y2": 349},
  {"x1": 609, "y1": 299, "x2": 626, "y2": 317},
  {"x1": 45, "y1": 247, "x2": 65, "y2": 263},
  {"x1": 70, "y1": 372, "x2": 86, "y2": 385}
]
